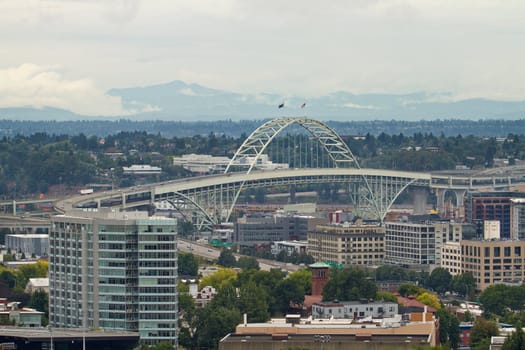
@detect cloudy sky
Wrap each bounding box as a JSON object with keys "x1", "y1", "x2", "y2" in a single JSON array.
[{"x1": 0, "y1": 0, "x2": 524, "y2": 115}]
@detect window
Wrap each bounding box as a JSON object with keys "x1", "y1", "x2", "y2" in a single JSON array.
[
  {"x1": 504, "y1": 247, "x2": 511, "y2": 257},
  {"x1": 494, "y1": 247, "x2": 501, "y2": 257}
]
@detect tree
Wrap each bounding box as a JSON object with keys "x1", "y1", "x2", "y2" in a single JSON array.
[
  {"x1": 236, "y1": 269, "x2": 285, "y2": 316},
  {"x1": 322, "y1": 267, "x2": 377, "y2": 302},
  {"x1": 479, "y1": 284, "x2": 516, "y2": 316},
  {"x1": 178, "y1": 292, "x2": 199, "y2": 350},
  {"x1": 452, "y1": 273, "x2": 476, "y2": 297},
  {"x1": 196, "y1": 305, "x2": 241, "y2": 350},
  {"x1": 376, "y1": 291, "x2": 398, "y2": 303},
  {"x1": 287, "y1": 270, "x2": 312, "y2": 296},
  {"x1": 238, "y1": 281, "x2": 269, "y2": 323},
  {"x1": 398, "y1": 283, "x2": 422, "y2": 297},
  {"x1": 218, "y1": 249, "x2": 237, "y2": 268},
  {"x1": 178, "y1": 253, "x2": 199, "y2": 276},
  {"x1": 437, "y1": 307, "x2": 460, "y2": 349},
  {"x1": 375, "y1": 265, "x2": 409, "y2": 281},
  {"x1": 237, "y1": 256, "x2": 260, "y2": 271},
  {"x1": 415, "y1": 292, "x2": 441, "y2": 310},
  {"x1": 29, "y1": 289, "x2": 49, "y2": 325},
  {"x1": 470, "y1": 318, "x2": 499, "y2": 350},
  {"x1": 148, "y1": 342, "x2": 175, "y2": 350},
  {"x1": 426, "y1": 267, "x2": 452, "y2": 294},
  {"x1": 274, "y1": 278, "x2": 305, "y2": 315},
  {"x1": 199, "y1": 268, "x2": 237, "y2": 290}
]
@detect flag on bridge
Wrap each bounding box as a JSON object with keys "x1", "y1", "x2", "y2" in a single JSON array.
[{"x1": 278, "y1": 103, "x2": 285, "y2": 109}]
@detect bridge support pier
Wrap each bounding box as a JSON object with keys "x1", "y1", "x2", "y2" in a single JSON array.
[
  {"x1": 435, "y1": 188, "x2": 467, "y2": 219},
  {"x1": 289, "y1": 185, "x2": 296, "y2": 204},
  {"x1": 409, "y1": 188, "x2": 429, "y2": 215}
]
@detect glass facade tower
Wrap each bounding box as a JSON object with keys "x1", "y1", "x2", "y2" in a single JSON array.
[{"x1": 49, "y1": 209, "x2": 178, "y2": 346}]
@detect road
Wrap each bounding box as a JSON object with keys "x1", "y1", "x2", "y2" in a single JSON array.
[{"x1": 177, "y1": 238, "x2": 302, "y2": 274}]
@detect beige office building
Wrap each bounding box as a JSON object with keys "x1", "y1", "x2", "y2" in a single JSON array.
[
  {"x1": 441, "y1": 241, "x2": 462, "y2": 276},
  {"x1": 307, "y1": 221, "x2": 385, "y2": 266},
  {"x1": 461, "y1": 239, "x2": 525, "y2": 291}
]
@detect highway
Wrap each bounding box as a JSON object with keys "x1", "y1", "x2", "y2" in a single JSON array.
[{"x1": 177, "y1": 238, "x2": 302, "y2": 274}]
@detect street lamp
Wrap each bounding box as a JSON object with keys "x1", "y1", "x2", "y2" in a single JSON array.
[{"x1": 47, "y1": 325, "x2": 53, "y2": 350}]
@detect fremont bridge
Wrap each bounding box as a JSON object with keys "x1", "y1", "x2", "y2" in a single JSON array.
[{"x1": 64, "y1": 117, "x2": 525, "y2": 230}]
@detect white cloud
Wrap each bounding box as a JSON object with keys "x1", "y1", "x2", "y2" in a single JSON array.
[
  {"x1": 342, "y1": 103, "x2": 380, "y2": 110},
  {"x1": 0, "y1": 64, "x2": 132, "y2": 116},
  {"x1": 0, "y1": 0, "x2": 524, "y2": 106}
]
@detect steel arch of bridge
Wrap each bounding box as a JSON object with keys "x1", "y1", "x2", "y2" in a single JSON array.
[
  {"x1": 225, "y1": 117, "x2": 361, "y2": 173},
  {"x1": 222, "y1": 117, "x2": 381, "y2": 220}
]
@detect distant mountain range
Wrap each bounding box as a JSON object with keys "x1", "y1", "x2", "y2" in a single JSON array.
[{"x1": 1, "y1": 80, "x2": 525, "y2": 121}]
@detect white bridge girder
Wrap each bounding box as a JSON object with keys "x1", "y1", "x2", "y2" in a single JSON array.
[
  {"x1": 155, "y1": 172, "x2": 422, "y2": 224},
  {"x1": 76, "y1": 167, "x2": 525, "y2": 230}
]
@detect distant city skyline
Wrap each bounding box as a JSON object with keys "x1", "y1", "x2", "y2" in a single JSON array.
[{"x1": 0, "y1": 0, "x2": 524, "y2": 116}]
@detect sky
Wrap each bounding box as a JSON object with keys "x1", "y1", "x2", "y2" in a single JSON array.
[{"x1": 0, "y1": 0, "x2": 524, "y2": 116}]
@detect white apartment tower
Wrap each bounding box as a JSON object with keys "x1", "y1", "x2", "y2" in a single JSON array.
[
  {"x1": 49, "y1": 209, "x2": 178, "y2": 346},
  {"x1": 384, "y1": 220, "x2": 461, "y2": 271}
]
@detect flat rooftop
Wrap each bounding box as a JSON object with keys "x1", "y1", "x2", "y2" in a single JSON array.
[{"x1": 0, "y1": 327, "x2": 139, "y2": 341}]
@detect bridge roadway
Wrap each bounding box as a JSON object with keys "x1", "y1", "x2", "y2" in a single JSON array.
[
  {"x1": 59, "y1": 167, "x2": 524, "y2": 224},
  {"x1": 177, "y1": 238, "x2": 300, "y2": 273}
]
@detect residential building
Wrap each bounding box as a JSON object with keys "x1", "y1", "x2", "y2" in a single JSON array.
[
  {"x1": 312, "y1": 300, "x2": 398, "y2": 319},
  {"x1": 307, "y1": 221, "x2": 385, "y2": 266},
  {"x1": 6, "y1": 234, "x2": 49, "y2": 257},
  {"x1": 49, "y1": 209, "x2": 178, "y2": 346},
  {"x1": 195, "y1": 286, "x2": 217, "y2": 308},
  {"x1": 461, "y1": 239, "x2": 525, "y2": 291},
  {"x1": 384, "y1": 218, "x2": 462, "y2": 271}
]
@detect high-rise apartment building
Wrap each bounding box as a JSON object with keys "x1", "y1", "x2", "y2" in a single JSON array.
[{"x1": 49, "y1": 209, "x2": 178, "y2": 346}]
